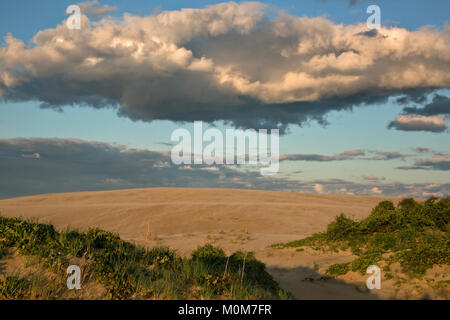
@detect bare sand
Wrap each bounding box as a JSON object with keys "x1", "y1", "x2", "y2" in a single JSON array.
[{"x1": 0, "y1": 188, "x2": 445, "y2": 299}]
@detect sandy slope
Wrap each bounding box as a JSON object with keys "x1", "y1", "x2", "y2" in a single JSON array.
[{"x1": 0, "y1": 188, "x2": 413, "y2": 299}]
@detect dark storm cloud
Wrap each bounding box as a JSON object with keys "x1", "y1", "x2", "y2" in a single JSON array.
[
  {"x1": 0, "y1": 137, "x2": 304, "y2": 198},
  {"x1": 402, "y1": 94, "x2": 450, "y2": 116},
  {"x1": 1, "y1": 137, "x2": 448, "y2": 199},
  {"x1": 395, "y1": 90, "x2": 430, "y2": 106}
]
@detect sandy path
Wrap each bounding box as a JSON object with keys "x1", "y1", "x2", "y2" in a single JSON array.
[{"x1": 0, "y1": 188, "x2": 400, "y2": 299}]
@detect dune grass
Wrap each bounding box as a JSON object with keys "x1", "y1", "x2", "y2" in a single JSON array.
[
  {"x1": 274, "y1": 197, "x2": 450, "y2": 279},
  {"x1": 0, "y1": 216, "x2": 292, "y2": 300}
]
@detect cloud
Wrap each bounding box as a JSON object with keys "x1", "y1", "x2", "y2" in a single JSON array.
[
  {"x1": 363, "y1": 176, "x2": 385, "y2": 181},
  {"x1": 355, "y1": 29, "x2": 381, "y2": 38},
  {"x1": 366, "y1": 151, "x2": 411, "y2": 160},
  {"x1": 413, "y1": 147, "x2": 434, "y2": 154},
  {"x1": 77, "y1": 0, "x2": 117, "y2": 19},
  {"x1": 280, "y1": 150, "x2": 365, "y2": 162},
  {"x1": 388, "y1": 115, "x2": 447, "y2": 133},
  {"x1": 314, "y1": 183, "x2": 324, "y2": 193},
  {"x1": 412, "y1": 147, "x2": 447, "y2": 156},
  {"x1": 341, "y1": 150, "x2": 365, "y2": 156},
  {"x1": 396, "y1": 165, "x2": 424, "y2": 170},
  {"x1": 402, "y1": 94, "x2": 450, "y2": 116},
  {"x1": 397, "y1": 156, "x2": 450, "y2": 171},
  {"x1": 1, "y1": 137, "x2": 448, "y2": 199},
  {"x1": 0, "y1": 2, "x2": 449, "y2": 132},
  {"x1": 370, "y1": 187, "x2": 382, "y2": 195},
  {"x1": 395, "y1": 90, "x2": 429, "y2": 106},
  {"x1": 154, "y1": 141, "x2": 177, "y2": 147},
  {"x1": 0, "y1": 137, "x2": 302, "y2": 198},
  {"x1": 414, "y1": 157, "x2": 450, "y2": 171},
  {"x1": 280, "y1": 149, "x2": 412, "y2": 162},
  {"x1": 300, "y1": 178, "x2": 450, "y2": 198},
  {"x1": 319, "y1": 0, "x2": 368, "y2": 6}
]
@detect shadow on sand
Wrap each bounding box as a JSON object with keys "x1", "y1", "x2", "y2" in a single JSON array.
[{"x1": 267, "y1": 265, "x2": 381, "y2": 300}]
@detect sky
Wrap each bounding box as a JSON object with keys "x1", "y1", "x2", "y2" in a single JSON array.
[{"x1": 0, "y1": 0, "x2": 449, "y2": 199}]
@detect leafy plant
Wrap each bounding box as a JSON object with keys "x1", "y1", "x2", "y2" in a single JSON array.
[
  {"x1": 275, "y1": 197, "x2": 450, "y2": 279},
  {"x1": 0, "y1": 216, "x2": 291, "y2": 300}
]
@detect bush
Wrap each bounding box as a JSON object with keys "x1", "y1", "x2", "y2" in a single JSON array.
[
  {"x1": 395, "y1": 236, "x2": 450, "y2": 276},
  {"x1": 326, "y1": 263, "x2": 350, "y2": 276},
  {"x1": 326, "y1": 214, "x2": 358, "y2": 241},
  {"x1": 358, "y1": 202, "x2": 397, "y2": 234},
  {"x1": 278, "y1": 197, "x2": 450, "y2": 279},
  {"x1": 192, "y1": 244, "x2": 226, "y2": 266},
  {"x1": 0, "y1": 216, "x2": 291, "y2": 300},
  {"x1": 351, "y1": 251, "x2": 383, "y2": 275}
]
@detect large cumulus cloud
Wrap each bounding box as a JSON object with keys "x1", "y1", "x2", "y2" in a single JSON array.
[{"x1": 0, "y1": 2, "x2": 449, "y2": 131}]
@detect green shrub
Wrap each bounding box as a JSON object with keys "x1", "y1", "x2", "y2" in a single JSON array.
[
  {"x1": 395, "y1": 236, "x2": 450, "y2": 277},
  {"x1": 192, "y1": 244, "x2": 226, "y2": 265},
  {"x1": 277, "y1": 197, "x2": 450, "y2": 281},
  {"x1": 351, "y1": 251, "x2": 382, "y2": 275},
  {"x1": 0, "y1": 216, "x2": 291, "y2": 300},
  {"x1": 358, "y1": 202, "x2": 397, "y2": 234},
  {"x1": 326, "y1": 263, "x2": 350, "y2": 276},
  {"x1": 326, "y1": 214, "x2": 358, "y2": 241}
]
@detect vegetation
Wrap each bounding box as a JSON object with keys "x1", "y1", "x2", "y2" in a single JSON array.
[
  {"x1": 0, "y1": 276, "x2": 31, "y2": 299},
  {"x1": 0, "y1": 216, "x2": 291, "y2": 300},
  {"x1": 275, "y1": 197, "x2": 450, "y2": 279}
]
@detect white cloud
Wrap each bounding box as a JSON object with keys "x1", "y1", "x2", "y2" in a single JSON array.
[
  {"x1": 77, "y1": 0, "x2": 117, "y2": 19},
  {"x1": 0, "y1": 2, "x2": 449, "y2": 130},
  {"x1": 370, "y1": 187, "x2": 382, "y2": 195},
  {"x1": 314, "y1": 184, "x2": 324, "y2": 193}
]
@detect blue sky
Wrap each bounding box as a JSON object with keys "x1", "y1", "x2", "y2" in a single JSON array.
[{"x1": 0, "y1": 0, "x2": 449, "y2": 198}]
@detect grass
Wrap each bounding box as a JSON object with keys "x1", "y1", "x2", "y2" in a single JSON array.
[
  {"x1": 0, "y1": 276, "x2": 31, "y2": 299},
  {"x1": 0, "y1": 215, "x2": 291, "y2": 300},
  {"x1": 274, "y1": 197, "x2": 450, "y2": 279}
]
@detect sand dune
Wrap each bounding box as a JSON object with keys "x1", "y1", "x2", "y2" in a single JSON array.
[{"x1": 0, "y1": 188, "x2": 406, "y2": 299}]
